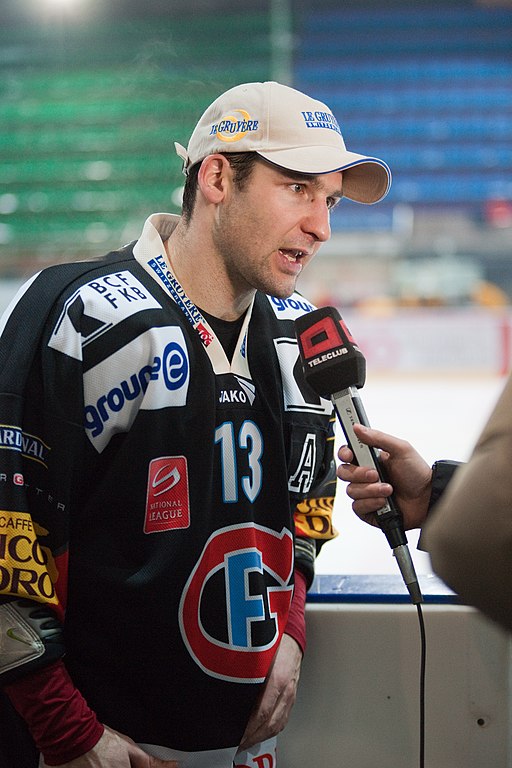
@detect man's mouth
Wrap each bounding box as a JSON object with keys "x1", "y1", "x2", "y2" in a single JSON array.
[{"x1": 278, "y1": 249, "x2": 305, "y2": 262}]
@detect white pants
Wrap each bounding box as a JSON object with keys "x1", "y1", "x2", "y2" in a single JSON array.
[
  {"x1": 139, "y1": 736, "x2": 277, "y2": 768},
  {"x1": 233, "y1": 737, "x2": 277, "y2": 767}
]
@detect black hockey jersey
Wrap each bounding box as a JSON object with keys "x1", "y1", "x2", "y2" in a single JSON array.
[{"x1": 0, "y1": 214, "x2": 336, "y2": 752}]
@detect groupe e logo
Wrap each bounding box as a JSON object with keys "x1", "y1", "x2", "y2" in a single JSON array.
[{"x1": 84, "y1": 341, "x2": 189, "y2": 439}]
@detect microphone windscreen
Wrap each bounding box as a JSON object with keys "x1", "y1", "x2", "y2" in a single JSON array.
[{"x1": 295, "y1": 306, "x2": 366, "y2": 396}]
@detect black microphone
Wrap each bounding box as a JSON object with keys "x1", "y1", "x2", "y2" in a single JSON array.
[{"x1": 295, "y1": 306, "x2": 423, "y2": 605}]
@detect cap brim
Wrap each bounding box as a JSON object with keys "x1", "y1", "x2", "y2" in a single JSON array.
[{"x1": 257, "y1": 147, "x2": 391, "y2": 205}]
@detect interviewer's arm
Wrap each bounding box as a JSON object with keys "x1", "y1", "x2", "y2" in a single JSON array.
[{"x1": 423, "y1": 373, "x2": 512, "y2": 633}]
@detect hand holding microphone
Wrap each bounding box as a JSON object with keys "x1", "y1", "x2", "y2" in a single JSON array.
[
  {"x1": 338, "y1": 423, "x2": 433, "y2": 533},
  {"x1": 294, "y1": 306, "x2": 424, "y2": 604}
]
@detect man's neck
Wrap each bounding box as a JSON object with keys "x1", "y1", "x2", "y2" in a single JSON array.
[{"x1": 164, "y1": 224, "x2": 254, "y2": 321}]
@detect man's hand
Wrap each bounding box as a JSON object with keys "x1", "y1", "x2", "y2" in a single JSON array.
[
  {"x1": 337, "y1": 424, "x2": 433, "y2": 531},
  {"x1": 238, "y1": 633, "x2": 302, "y2": 751},
  {"x1": 40, "y1": 725, "x2": 179, "y2": 768}
]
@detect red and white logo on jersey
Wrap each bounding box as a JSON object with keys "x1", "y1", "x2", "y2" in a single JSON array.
[
  {"x1": 179, "y1": 524, "x2": 293, "y2": 683},
  {"x1": 144, "y1": 456, "x2": 190, "y2": 533},
  {"x1": 197, "y1": 322, "x2": 214, "y2": 346}
]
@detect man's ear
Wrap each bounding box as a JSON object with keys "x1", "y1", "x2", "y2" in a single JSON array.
[{"x1": 197, "y1": 154, "x2": 232, "y2": 204}]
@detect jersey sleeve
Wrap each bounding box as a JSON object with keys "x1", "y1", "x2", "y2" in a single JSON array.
[
  {"x1": 0, "y1": 267, "x2": 88, "y2": 683},
  {"x1": 293, "y1": 414, "x2": 338, "y2": 587},
  {"x1": 263, "y1": 292, "x2": 339, "y2": 588}
]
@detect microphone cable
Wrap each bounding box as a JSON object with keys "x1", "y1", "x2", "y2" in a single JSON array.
[{"x1": 417, "y1": 602, "x2": 426, "y2": 768}]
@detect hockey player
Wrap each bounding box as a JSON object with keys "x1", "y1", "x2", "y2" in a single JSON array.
[{"x1": 0, "y1": 81, "x2": 390, "y2": 767}]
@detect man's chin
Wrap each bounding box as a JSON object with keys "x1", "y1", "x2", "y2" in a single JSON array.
[{"x1": 267, "y1": 281, "x2": 299, "y2": 300}]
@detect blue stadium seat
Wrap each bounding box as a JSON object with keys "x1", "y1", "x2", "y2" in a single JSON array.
[{"x1": 294, "y1": 2, "x2": 512, "y2": 228}]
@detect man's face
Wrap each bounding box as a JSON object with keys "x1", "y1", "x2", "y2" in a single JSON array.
[{"x1": 211, "y1": 158, "x2": 343, "y2": 299}]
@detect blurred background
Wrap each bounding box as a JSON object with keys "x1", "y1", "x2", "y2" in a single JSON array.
[{"x1": 1, "y1": 0, "x2": 511, "y2": 574}]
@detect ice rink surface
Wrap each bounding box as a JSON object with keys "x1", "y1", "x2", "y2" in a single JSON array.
[{"x1": 317, "y1": 372, "x2": 507, "y2": 576}]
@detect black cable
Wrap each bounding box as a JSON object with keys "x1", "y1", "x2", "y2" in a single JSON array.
[{"x1": 417, "y1": 603, "x2": 426, "y2": 768}]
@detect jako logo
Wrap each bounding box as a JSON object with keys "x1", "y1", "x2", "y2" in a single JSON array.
[{"x1": 84, "y1": 341, "x2": 188, "y2": 438}]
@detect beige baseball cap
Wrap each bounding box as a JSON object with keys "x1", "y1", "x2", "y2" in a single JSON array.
[{"x1": 175, "y1": 81, "x2": 391, "y2": 205}]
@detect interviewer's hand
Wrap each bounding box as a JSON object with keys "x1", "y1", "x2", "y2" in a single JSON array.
[
  {"x1": 238, "y1": 633, "x2": 302, "y2": 751},
  {"x1": 337, "y1": 424, "x2": 433, "y2": 531},
  {"x1": 40, "y1": 725, "x2": 179, "y2": 768}
]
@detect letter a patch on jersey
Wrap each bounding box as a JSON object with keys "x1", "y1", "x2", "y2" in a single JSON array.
[
  {"x1": 288, "y1": 432, "x2": 317, "y2": 494},
  {"x1": 144, "y1": 456, "x2": 190, "y2": 533}
]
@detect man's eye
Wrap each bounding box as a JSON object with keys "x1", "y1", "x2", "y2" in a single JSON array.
[
  {"x1": 292, "y1": 183, "x2": 304, "y2": 193},
  {"x1": 327, "y1": 197, "x2": 340, "y2": 210}
]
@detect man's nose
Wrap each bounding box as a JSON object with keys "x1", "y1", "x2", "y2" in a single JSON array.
[{"x1": 302, "y1": 200, "x2": 331, "y2": 243}]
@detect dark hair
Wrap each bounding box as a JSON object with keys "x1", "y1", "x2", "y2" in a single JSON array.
[{"x1": 180, "y1": 152, "x2": 259, "y2": 222}]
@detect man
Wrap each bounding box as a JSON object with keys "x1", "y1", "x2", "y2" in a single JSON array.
[{"x1": 0, "y1": 81, "x2": 390, "y2": 767}]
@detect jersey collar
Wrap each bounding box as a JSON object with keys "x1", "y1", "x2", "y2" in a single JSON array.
[{"x1": 133, "y1": 213, "x2": 254, "y2": 378}]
